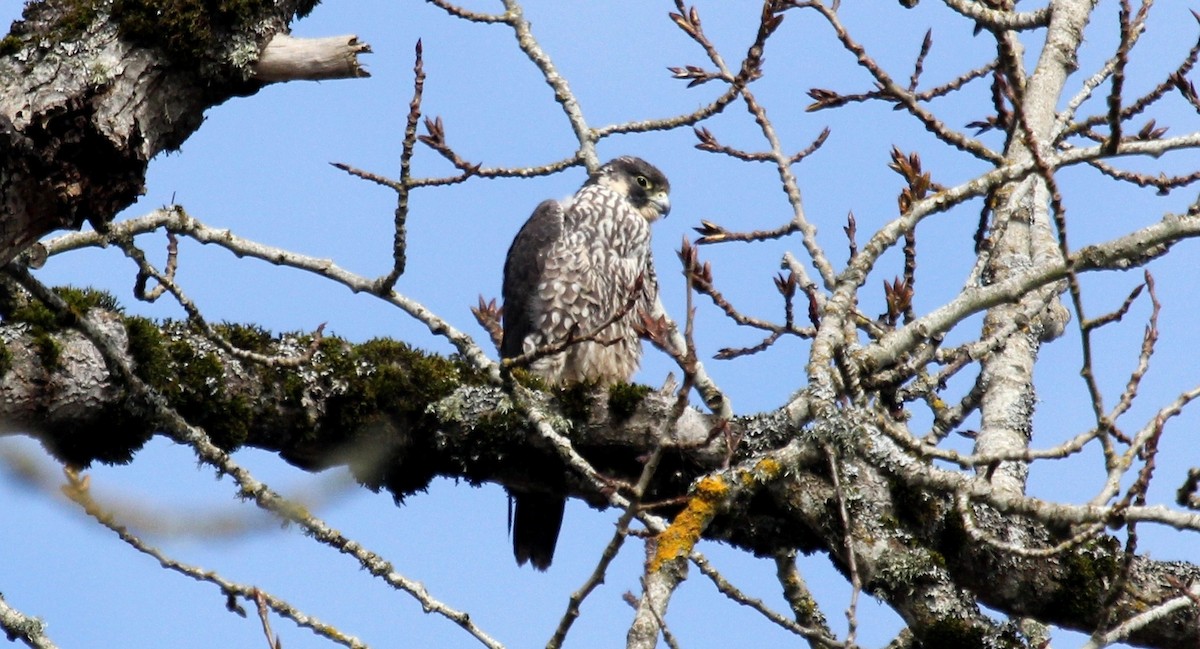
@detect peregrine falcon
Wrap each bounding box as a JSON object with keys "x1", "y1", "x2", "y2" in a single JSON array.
[{"x1": 502, "y1": 156, "x2": 671, "y2": 570}]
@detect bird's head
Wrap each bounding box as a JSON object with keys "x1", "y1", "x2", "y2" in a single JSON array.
[{"x1": 591, "y1": 156, "x2": 671, "y2": 222}]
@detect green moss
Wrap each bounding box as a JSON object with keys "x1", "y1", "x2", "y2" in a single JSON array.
[
  {"x1": 0, "y1": 33, "x2": 22, "y2": 56},
  {"x1": 607, "y1": 382, "x2": 651, "y2": 421},
  {"x1": 169, "y1": 338, "x2": 224, "y2": 382},
  {"x1": 1048, "y1": 537, "x2": 1122, "y2": 620},
  {"x1": 0, "y1": 286, "x2": 119, "y2": 370},
  {"x1": 0, "y1": 283, "x2": 480, "y2": 480},
  {"x1": 56, "y1": 286, "x2": 121, "y2": 315},
  {"x1": 315, "y1": 338, "x2": 468, "y2": 452},
  {"x1": 3, "y1": 0, "x2": 103, "y2": 55},
  {"x1": 160, "y1": 336, "x2": 251, "y2": 449},
  {"x1": 216, "y1": 393, "x2": 254, "y2": 447},
  {"x1": 44, "y1": 397, "x2": 155, "y2": 467},
  {"x1": 316, "y1": 338, "x2": 471, "y2": 492},
  {"x1": 5, "y1": 286, "x2": 118, "y2": 328},
  {"x1": 6, "y1": 296, "x2": 58, "y2": 331},
  {"x1": 278, "y1": 364, "x2": 309, "y2": 406},
  {"x1": 124, "y1": 316, "x2": 171, "y2": 387},
  {"x1": 111, "y1": 0, "x2": 277, "y2": 66},
  {"x1": 507, "y1": 366, "x2": 548, "y2": 391},
  {"x1": 120, "y1": 315, "x2": 316, "y2": 455},
  {"x1": 214, "y1": 322, "x2": 273, "y2": 353},
  {"x1": 889, "y1": 474, "x2": 949, "y2": 534},
  {"x1": 915, "y1": 615, "x2": 1030, "y2": 649},
  {"x1": 31, "y1": 330, "x2": 61, "y2": 369},
  {"x1": 552, "y1": 381, "x2": 597, "y2": 422},
  {"x1": 917, "y1": 617, "x2": 989, "y2": 649},
  {"x1": 0, "y1": 340, "x2": 12, "y2": 375},
  {"x1": 51, "y1": 0, "x2": 101, "y2": 40}
]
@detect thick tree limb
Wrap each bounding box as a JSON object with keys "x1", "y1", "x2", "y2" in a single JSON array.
[
  {"x1": 0, "y1": 2, "x2": 368, "y2": 266},
  {"x1": 2, "y1": 302, "x2": 1199, "y2": 646},
  {"x1": 7, "y1": 2, "x2": 1200, "y2": 647}
]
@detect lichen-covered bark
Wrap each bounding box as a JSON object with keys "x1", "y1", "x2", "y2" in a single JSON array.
[
  {"x1": 0, "y1": 0, "x2": 320, "y2": 265},
  {"x1": 973, "y1": 0, "x2": 1086, "y2": 497},
  {"x1": 2, "y1": 293, "x2": 1198, "y2": 647},
  {"x1": 4, "y1": 3, "x2": 1200, "y2": 646}
]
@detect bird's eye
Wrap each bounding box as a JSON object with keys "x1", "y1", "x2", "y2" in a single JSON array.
[{"x1": 635, "y1": 175, "x2": 652, "y2": 189}]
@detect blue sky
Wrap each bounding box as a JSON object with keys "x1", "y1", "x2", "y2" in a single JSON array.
[{"x1": 4, "y1": 1, "x2": 1200, "y2": 647}]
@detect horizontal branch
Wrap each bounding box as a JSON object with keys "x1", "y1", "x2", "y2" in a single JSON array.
[
  {"x1": 43, "y1": 207, "x2": 498, "y2": 381},
  {"x1": 860, "y1": 210, "x2": 1200, "y2": 372},
  {"x1": 1, "y1": 295, "x2": 1198, "y2": 645},
  {"x1": 941, "y1": 0, "x2": 1051, "y2": 31}
]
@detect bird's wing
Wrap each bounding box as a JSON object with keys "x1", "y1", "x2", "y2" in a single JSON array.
[{"x1": 501, "y1": 199, "x2": 564, "y2": 360}]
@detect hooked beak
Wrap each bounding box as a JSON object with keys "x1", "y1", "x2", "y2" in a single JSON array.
[{"x1": 651, "y1": 193, "x2": 671, "y2": 218}]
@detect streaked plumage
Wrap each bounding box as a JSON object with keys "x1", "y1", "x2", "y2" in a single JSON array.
[{"x1": 501, "y1": 156, "x2": 670, "y2": 570}]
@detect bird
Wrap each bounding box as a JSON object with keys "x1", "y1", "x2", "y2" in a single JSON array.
[{"x1": 501, "y1": 156, "x2": 671, "y2": 570}]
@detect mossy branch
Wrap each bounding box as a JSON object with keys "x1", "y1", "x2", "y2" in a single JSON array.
[{"x1": 2, "y1": 292, "x2": 1199, "y2": 645}]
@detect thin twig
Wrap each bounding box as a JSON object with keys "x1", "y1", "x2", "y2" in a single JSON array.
[
  {"x1": 825, "y1": 446, "x2": 861, "y2": 646},
  {"x1": 133, "y1": 231, "x2": 178, "y2": 302},
  {"x1": 1106, "y1": 272, "x2": 1159, "y2": 425},
  {"x1": 955, "y1": 492, "x2": 1106, "y2": 558},
  {"x1": 0, "y1": 593, "x2": 56, "y2": 649},
  {"x1": 114, "y1": 233, "x2": 325, "y2": 368},
  {"x1": 8, "y1": 265, "x2": 506, "y2": 649},
  {"x1": 679, "y1": 0, "x2": 836, "y2": 292},
  {"x1": 423, "y1": 0, "x2": 508, "y2": 23},
  {"x1": 773, "y1": 551, "x2": 840, "y2": 649},
  {"x1": 502, "y1": 0, "x2": 599, "y2": 169},
  {"x1": 547, "y1": 445, "x2": 667, "y2": 648},
  {"x1": 792, "y1": 1, "x2": 1004, "y2": 165},
  {"x1": 1103, "y1": 0, "x2": 1134, "y2": 154},
  {"x1": 1057, "y1": 1, "x2": 1175, "y2": 140},
  {"x1": 58, "y1": 468, "x2": 368, "y2": 648},
  {"x1": 692, "y1": 553, "x2": 842, "y2": 646},
  {"x1": 43, "y1": 207, "x2": 500, "y2": 381},
  {"x1": 377, "y1": 39, "x2": 427, "y2": 292}
]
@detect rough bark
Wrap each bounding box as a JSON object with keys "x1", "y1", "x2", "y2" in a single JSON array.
[
  {"x1": 1, "y1": 299, "x2": 1197, "y2": 647},
  {"x1": 0, "y1": 0, "x2": 359, "y2": 266},
  {"x1": 5, "y1": 2, "x2": 1200, "y2": 647},
  {"x1": 972, "y1": 0, "x2": 1086, "y2": 498}
]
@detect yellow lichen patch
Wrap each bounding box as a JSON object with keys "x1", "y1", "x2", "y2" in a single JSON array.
[
  {"x1": 738, "y1": 456, "x2": 783, "y2": 489},
  {"x1": 738, "y1": 470, "x2": 754, "y2": 489},
  {"x1": 648, "y1": 476, "x2": 729, "y2": 573},
  {"x1": 754, "y1": 457, "x2": 782, "y2": 480}
]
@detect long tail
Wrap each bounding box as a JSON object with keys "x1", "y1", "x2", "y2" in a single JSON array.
[{"x1": 510, "y1": 491, "x2": 566, "y2": 571}]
